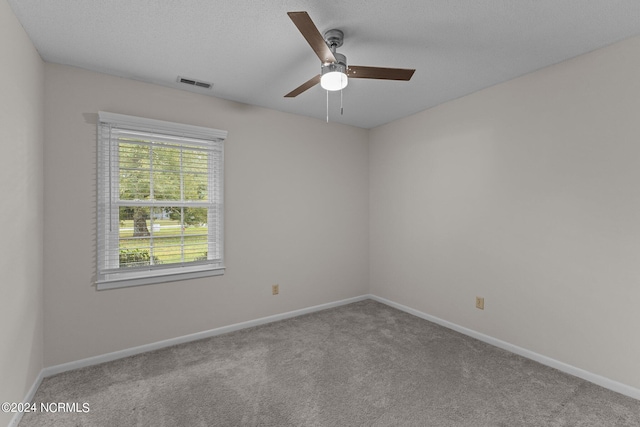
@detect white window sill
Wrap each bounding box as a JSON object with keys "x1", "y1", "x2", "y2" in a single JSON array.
[{"x1": 97, "y1": 266, "x2": 225, "y2": 290}]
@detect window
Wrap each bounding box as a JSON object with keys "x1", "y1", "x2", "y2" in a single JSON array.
[{"x1": 97, "y1": 112, "x2": 226, "y2": 290}]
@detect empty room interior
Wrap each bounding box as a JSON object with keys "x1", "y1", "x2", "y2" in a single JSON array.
[{"x1": 2, "y1": 1, "x2": 640, "y2": 425}]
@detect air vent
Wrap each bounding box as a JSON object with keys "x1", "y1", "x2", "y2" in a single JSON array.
[{"x1": 177, "y1": 76, "x2": 213, "y2": 89}]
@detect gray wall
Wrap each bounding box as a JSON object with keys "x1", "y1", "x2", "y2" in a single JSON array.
[
  {"x1": 0, "y1": 1, "x2": 44, "y2": 425},
  {"x1": 43, "y1": 64, "x2": 370, "y2": 366},
  {"x1": 370, "y1": 35, "x2": 640, "y2": 390}
]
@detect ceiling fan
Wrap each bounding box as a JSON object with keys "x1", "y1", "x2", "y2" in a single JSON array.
[{"x1": 284, "y1": 11, "x2": 416, "y2": 98}]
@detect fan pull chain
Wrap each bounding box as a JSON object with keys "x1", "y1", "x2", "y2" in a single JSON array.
[
  {"x1": 340, "y1": 87, "x2": 344, "y2": 115},
  {"x1": 326, "y1": 90, "x2": 329, "y2": 123}
]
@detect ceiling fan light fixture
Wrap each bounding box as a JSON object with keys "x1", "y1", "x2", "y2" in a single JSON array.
[
  {"x1": 320, "y1": 52, "x2": 348, "y2": 91},
  {"x1": 284, "y1": 13, "x2": 415, "y2": 98},
  {"x1": 321, "y1": 70, "x2": 348, "y2": 91}
]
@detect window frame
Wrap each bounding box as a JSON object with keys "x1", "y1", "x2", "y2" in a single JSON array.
[{"x1": 96, "y1": 112, "x2": 227, "y2": 290}]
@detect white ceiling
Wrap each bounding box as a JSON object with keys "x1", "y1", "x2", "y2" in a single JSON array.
[{"x1": 8, "y1": 1, "x2": 640, "y2": 128}]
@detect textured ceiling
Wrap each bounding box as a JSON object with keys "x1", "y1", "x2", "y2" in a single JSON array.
[{"x1": 8, "y1": 0, "x2": 640, "y2": 128}]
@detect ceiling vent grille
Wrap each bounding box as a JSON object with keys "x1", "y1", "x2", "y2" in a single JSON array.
[{"x1": 177, "y1": 76, "x2": 213, "y2": 89}]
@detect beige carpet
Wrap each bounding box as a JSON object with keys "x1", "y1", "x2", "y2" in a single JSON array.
[{"x1": 19, "y1": 300, "x2": 640, "y2": 426}]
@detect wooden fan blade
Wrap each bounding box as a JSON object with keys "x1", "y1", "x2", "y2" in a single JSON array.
[
  {"x1": 284, "y1": 74, "x2": 321, "y2": 97},
  {"x1": 288, "y1": 12, "x2": 336, "y2": 64},
  {"x1": 347, "y1": 66, "x2": 416, "y2": 81}
]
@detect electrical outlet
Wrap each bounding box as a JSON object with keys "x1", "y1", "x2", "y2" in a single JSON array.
[
  {"x1": 272, "y1": 284, "x2": 279, "y2": 295},
  {"x1": 476, "y1": 297, "x2": 484, "y2": 310}
]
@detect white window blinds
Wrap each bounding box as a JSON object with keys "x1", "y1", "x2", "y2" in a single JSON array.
[{"x1": 97, "y1": 112, "x2": 226, "y2": 290}]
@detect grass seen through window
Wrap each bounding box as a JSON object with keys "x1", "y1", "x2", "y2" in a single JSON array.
[{"x1": 119, "y1": 219, "x2": 208, "y2": 267}]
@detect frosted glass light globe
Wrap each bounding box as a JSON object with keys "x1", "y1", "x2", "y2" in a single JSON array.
[{"x1": 320, "y1": 71, "x2": 348, "y2": 91}]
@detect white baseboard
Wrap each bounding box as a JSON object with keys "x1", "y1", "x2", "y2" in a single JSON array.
[
  {"x1": 8, "y1": 370, "x2": 44, "y2": 427},
  {"x1": 369, "y1": 294, "x2": 640, "y2": 401},
  {"x1": 42, "y1": 294, "x2": 369, "y2": 377}
]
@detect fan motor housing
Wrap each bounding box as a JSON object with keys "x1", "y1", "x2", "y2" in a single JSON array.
[{"x1": 322, "y1": 52, "x2": 347, "y2": 75}]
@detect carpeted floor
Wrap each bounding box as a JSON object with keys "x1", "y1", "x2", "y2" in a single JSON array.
[{"x1": 19, "y1": 299, "x2": 640, "y2": 426}]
